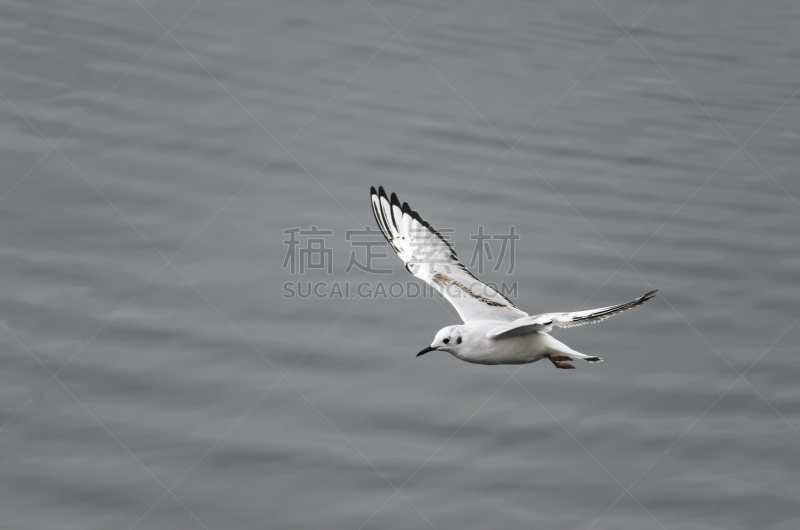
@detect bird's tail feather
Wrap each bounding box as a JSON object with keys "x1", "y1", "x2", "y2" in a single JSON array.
[
  {"x1": 562, "y1": 351, "x2": 603, "y2": 363},
  {"x1": 544, "y1": 335, "x2": 603, "y2": 363}
]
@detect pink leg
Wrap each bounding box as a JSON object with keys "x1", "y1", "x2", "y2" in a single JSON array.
[{"x1": 547, "y1": 354, "x2": 575, "y2": 369}]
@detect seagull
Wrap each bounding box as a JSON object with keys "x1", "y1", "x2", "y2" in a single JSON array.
[{"x1": 370, "y1": 186, "x2": 657, "y2": 369}]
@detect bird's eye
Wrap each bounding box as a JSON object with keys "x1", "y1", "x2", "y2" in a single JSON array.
[
  {"x1": 443, "y1": 338, "x2": 450, "y2": 344},
  {"x1": 457, "y1": 337, "x2": 462, "y2": 344}
]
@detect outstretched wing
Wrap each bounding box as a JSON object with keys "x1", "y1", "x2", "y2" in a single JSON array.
[
  {"x1": 486, "y1": 290, "x2": 658, "y2": 339},
  {"x1": 371, "y1": 186, "x2": 526, "y2": 325}
]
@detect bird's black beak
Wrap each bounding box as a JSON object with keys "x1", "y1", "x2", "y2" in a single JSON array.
[{"x1": 416, "y1": 345, "x2": 437, "y2": 357}]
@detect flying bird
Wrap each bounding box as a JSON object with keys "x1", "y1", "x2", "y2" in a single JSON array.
[{"x1": 370, "y1": 186, "x2": 656, "y2": 369}]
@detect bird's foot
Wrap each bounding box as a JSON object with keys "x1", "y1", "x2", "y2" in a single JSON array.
[{"x1": 547, "y1": 355, "x2": 575, "y2": 369}]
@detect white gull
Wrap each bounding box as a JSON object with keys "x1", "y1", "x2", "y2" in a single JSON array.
[{"x1": 371, "y1": 186, "x2": 656, "y2": 369}]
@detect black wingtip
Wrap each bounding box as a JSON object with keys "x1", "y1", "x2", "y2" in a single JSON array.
[
  {"x1": 390, "y1": 192, "x2": 400, "y2": 208},
  {"x1": 642, "y1": 289, "x2": 658, "y2": 301},
  {"x1": 370, "y1": 186, "x2": 377, "y2": 196}
]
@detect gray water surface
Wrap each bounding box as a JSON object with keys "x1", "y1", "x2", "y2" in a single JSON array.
[{"x1": 2, "y1": 0, "x2": 800, "y2": 528}]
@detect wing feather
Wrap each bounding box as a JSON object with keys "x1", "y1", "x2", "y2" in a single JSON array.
[
  {"x1": 370, "y1": 186, "x2": 526, "y2": 324},
  {"x1": 487, "y1": 290, "x2": 657, "y2": 339}
]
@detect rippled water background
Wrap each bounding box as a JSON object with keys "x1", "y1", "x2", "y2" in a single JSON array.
[{"x1": 2, "y1": 0, "x2": 799, "y2": 528}]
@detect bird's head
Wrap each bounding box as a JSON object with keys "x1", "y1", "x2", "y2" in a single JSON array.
[{"x1": 417, "y1": 325, "x2": 467, "y2": 357}]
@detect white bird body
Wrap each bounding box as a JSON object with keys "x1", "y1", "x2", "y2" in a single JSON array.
[
  {"x1": 432, "y1": 321, "x2": 577, "y2": 365},
  {"x1": 370, "y1": 187, "x2": 656, "y2": 369}
]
